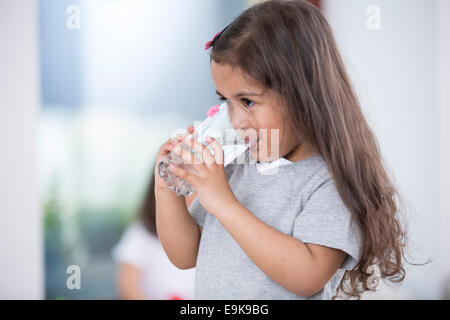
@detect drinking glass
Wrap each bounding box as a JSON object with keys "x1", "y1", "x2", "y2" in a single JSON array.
[{"x1": 157, "y1": 99, "x2": 259, "y2": 197}]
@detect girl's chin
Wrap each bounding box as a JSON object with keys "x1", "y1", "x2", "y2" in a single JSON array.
[
  {"x1": 248, "y1": 139, "x2": 279, "y2": 162},
  {"x1": 249, "y1": 148, "x2": 267, "y2": 163},
  {"x1": 249, "y1": 148, "x2": 259, "y2": 162}
]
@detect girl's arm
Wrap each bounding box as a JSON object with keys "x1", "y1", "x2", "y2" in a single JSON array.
[
  {"x1": 216, "y1": 201, "x2": 346, "y2": 297},
  {"x1": 154, "y1": 125, "x2": 202, "y2": 270},
  {"x1": 155, "y1": 187, "x2": 201, "y2": 270}
]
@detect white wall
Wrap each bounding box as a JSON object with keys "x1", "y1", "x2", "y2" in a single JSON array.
[
  {"x1": 0, "y1": 0, "x2": 43, "y2": 299},
  {"x1": 323, "y1": 0, "x2": 446, "y2": 299},
  {"x1": 79, "y1": 0, "x2": 245, "y2": 119},
  {"x1": 436, "y1": 0, "x2": 450, "y2": 298}
]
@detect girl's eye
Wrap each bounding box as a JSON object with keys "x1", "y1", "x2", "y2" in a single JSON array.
[
  {"x1": 218, "y1": 96, "x2": 254, "y2": 108},
  {"x1": 242, "y1": 98, "x2": 254, "y2": 108}
]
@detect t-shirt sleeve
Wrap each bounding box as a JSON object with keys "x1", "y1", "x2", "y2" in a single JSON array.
[
  {"x1": 188, "y1": 163, "x2": 236, "y2": 227},
  {"x1": 292, "y1": 177, "x2": 363, "y2": 271}
]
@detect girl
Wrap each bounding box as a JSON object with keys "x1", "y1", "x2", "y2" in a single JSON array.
[{"x1": 155, "y1": 0, "x2": 409, "y2": 299}]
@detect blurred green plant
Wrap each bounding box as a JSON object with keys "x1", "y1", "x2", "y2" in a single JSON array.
[
  {"x1": 43, "y1": 194, "x2": 62, "y2": 234},
  {"x1": 43, "y1": 175, "x2": 137, "y2": 299},
  {"x1": 43, "y1": 177, "x2": 70, "y2": 300},
  {"x1": 75, "y1": 206, "x2": 133, "y2": 257}
]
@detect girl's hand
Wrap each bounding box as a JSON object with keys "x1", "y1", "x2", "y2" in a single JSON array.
[
  {"x1": 154, "y1": 125, "x2": 195, "y2": 194},
  {"x1": 167, "y1": 135, "x2": 238, "y2": 216}
]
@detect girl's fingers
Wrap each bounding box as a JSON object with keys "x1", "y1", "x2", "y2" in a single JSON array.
[
  {"x1": 175, "y1": 134, "x2": 186, "y2": 144},
  {"x1": 171, "y1": 126, "x2": 194, "y2": 148},
  {"x1": 205, "y1": 136, "x2": 224, "y2": 165},
  {"x1": 186, "y1": 125, "x2": 195, "y2": 134},
  {"x1": 166, "y1": 136, "x2": 181, "y2": 150},
  {"x1": 165, "y1": 133, "x2": 189, "y2": 154},
  {"x1": 160, "y1": 138, "x2": 176, "y2": 155},
  {"x1": 173, "y1": 143, "x2": 205, "y2": 168},
  {"x1": 183, "y1": 136, "x2": 215, "y2": 165},
  {"x1": 167, "y1": 163, "x2": 197, "y2": 185}
]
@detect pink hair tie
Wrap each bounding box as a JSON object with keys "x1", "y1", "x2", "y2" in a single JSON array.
[
  {"x1": 206, "y1": 104, "x2": 220, "y2": 117},
  {"x1": 204, "y1": 31, "x2": 221, "y2": 50},
  {"x1": 204, "y1": 24, "x2": 230, "y2": 50}
]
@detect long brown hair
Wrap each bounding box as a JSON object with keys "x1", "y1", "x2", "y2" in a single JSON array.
[
  {"x1": 139, "y1": 166, "x2": 158, "y2": 238},
  {"x1": 210, "y1": 0, "x2": 424, "y2": 299}
]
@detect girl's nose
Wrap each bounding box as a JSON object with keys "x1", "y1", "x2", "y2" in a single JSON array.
[
  {"x1": 229, "y1": 107, "x2": 254, "y2": 129},
  {"x1": 229, "y1": 113, "x2": 248, "y2": 130},
  {"x1": 227, "y1": 102, "x2": 259, "y2": 141}
]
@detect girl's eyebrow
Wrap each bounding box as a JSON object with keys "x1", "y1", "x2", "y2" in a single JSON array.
[{"x1": 216, "y1": 89, "x2": 263, "y2": 98}]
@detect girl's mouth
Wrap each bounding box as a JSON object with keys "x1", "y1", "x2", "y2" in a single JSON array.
[
  {"x1": 249, "y1": 138, "x2": 259, "y2": 150},
  {"x1": 242, "y1": 134, "x2": 259, "y2": 149}
]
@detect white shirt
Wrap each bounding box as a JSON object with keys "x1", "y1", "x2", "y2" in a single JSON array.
[
  {"x1": 111, "y1": 222, "x2": 195, "y2": 300},
  {"x1": 255, "y1": 157, "x2": 294, "y2": 174}
]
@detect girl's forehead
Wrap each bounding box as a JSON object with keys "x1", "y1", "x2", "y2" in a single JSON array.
[{"x1": 211, "y1": 61, "x2": 262, "y2": 93}]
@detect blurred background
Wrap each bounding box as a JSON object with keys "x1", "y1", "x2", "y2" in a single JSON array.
[{"x1": 0, "y1": 0, "x2": 449, "y2": 299}]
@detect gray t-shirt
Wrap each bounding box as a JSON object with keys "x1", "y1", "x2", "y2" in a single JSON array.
[{"x1": 188, "y1": 149, "x2": 362, "y2": 300}]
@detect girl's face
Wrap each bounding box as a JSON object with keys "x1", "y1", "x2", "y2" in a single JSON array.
[{"x1": 211, "y1": 61, "x2": 301, "y2": 162}]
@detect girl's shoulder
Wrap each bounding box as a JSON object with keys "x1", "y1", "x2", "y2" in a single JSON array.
[
  {"x1": 266, "y1": 152, "x2": 330, "y2": 184},
  {"x1": 288, "y1": 154, "x2": 333, "y2": 193}
]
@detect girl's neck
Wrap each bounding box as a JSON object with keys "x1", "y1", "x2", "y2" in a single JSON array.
[{"x1": 284, "y1": 142, "x2": 319, "y2": 162}]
